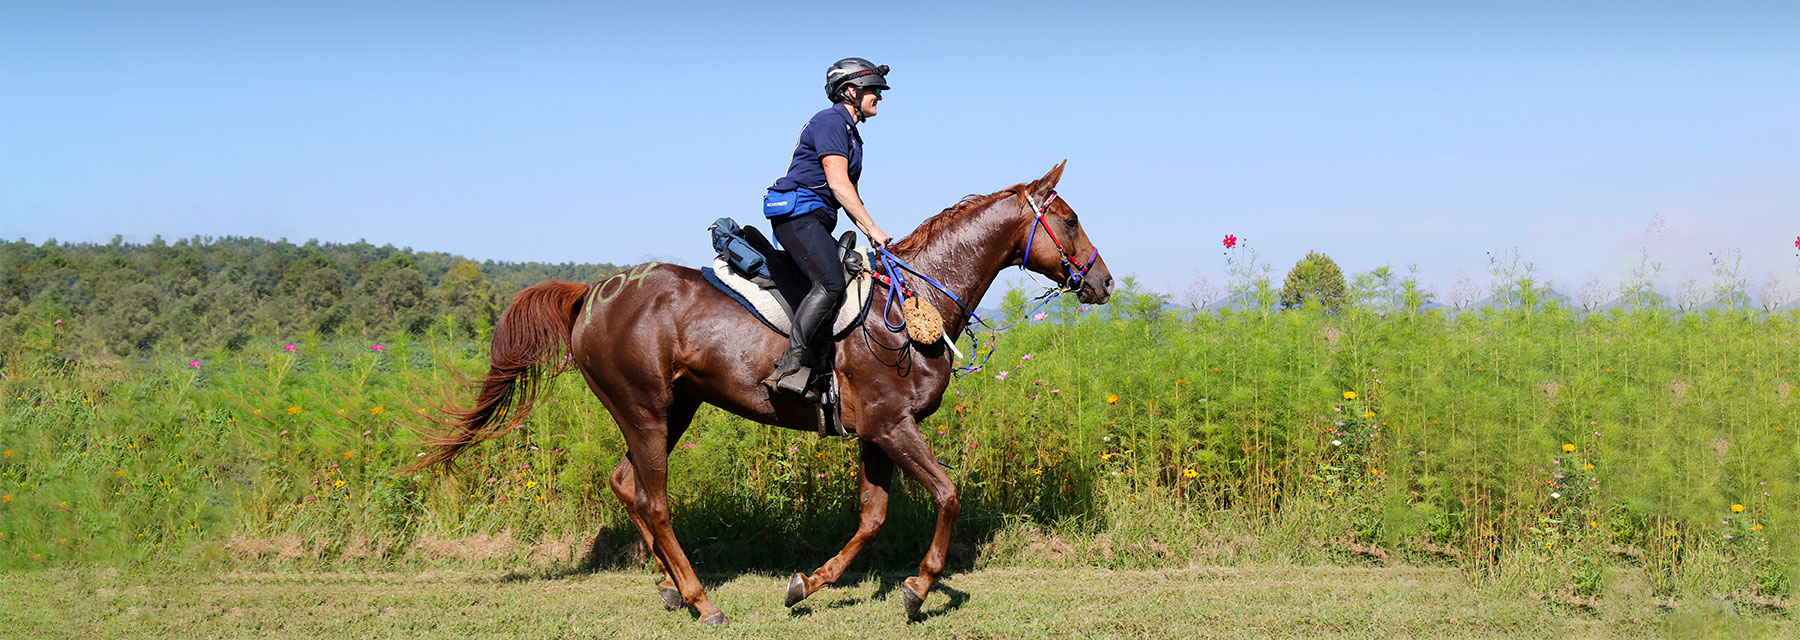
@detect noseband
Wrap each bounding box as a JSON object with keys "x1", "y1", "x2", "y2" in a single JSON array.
[{"x1": 1021, "y1": 191, "x2": 1100, "y2": 292}]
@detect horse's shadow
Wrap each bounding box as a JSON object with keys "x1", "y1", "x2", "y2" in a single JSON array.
[{"x1": 495, "y1": 513, "x2": 984, "y2": 620}]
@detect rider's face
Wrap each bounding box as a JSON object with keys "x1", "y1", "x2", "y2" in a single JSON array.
[{"x1": 853, "y1": 86, "x2": 881, "y2": 118}]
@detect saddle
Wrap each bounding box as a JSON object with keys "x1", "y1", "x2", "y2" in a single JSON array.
[{"x1": 704, "y1": 218, "x2": 874, "y2": 437}]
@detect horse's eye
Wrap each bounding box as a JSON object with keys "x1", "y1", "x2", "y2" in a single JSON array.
[{"x1": 1064, "y1": 216, "x2": 1079, "y2": 229}]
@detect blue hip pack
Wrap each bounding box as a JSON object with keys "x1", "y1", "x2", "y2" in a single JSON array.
[{"x1": 763, "y1": 187, "x2": 827, "y2": 219}]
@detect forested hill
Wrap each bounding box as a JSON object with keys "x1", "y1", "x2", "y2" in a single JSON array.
[{"x1": 0, "y1": 236, "x2": 626, "y2": 356}]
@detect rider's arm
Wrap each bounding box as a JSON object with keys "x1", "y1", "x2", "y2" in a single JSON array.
[{"x1": 823, "y1": 154, "x2": 890, "y2": 249}]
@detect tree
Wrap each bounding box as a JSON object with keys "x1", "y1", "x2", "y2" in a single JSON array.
[{"x1": 1279, "y1": 251, "x2": 1347, "y2": 312}]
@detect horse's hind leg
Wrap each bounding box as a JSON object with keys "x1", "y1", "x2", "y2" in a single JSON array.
[
  {"x1": 786, "y1": 441, "x2": 894, "y2": 607},
  {"x1": 606, "y1": 398, "x2": 698, "y2": 612},
  {"x1": 617, "y1": 401, "x2": 725, "y2": 624},
  {"x1": 608, "y1": 460, "x2": 681, "y2": 610}
]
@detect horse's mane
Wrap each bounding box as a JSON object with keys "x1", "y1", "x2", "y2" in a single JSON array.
[{"x1": 889, "y1": 183, "x2": 1027, "y2": 253}]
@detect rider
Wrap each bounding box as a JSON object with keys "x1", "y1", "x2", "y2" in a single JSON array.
[{"x1": 760, "y1": 57, "x2": 893, "y2": 396}]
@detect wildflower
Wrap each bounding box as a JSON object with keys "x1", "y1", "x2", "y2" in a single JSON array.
[
  {"x1": 1589, "y1": 521, "x2": 1598, "y2": 527},
  {"x1": 371, "y1": 344, "x2": 384, "y2": 352},
  {"x1": 1183, "y1": 468, "x2": 1198, "y2": 479},
  {"x1": 1051, "y1": 389, "x2": 1061, "y2": 395},
  {"x1": 1021, "y1": 353, "x2": 1033, "y2": 361},
  {"x1": 284, "y1": 344, "x2": 297, "y2": 352},
  {"x1": 187, "y1": 361, "x2": 201, "y2": 368},
  {"x1": 1032, "y1": 312, "x2": 1048, "y2": 321},
  {"x1": 1751, "y1": 524, "x2": 1763, "y2": 531},
  {"x1": 334, "y1": 480, "x2": 345, "y2": 488},
  {"x1": 525, "y1": 480, "x2": 537, "y2": 488},
  {"x1": 344, "y1": 450, "x2": 355, "y2": 459},
  {"x1": 1732, "y1": 504, "x2": 1745, "y2": 513},
  {"x1": 1106, "y1": 394, "x2": 1119, "y2": 404},
  {"x1": 1, "y1": 494, "x2": 10, "y2": 503},
  {"x1": 994, "y1": 371, "x2": 1011, "y2": 381},
  {"x1": 116, "y1": 469, "x2": 125, "y2": 477},
  {"x1": 1581, "y1": 464, "x2": 1593, "y2": 470},
  {"x1": 1562, "y1": 443, "x2": 1575, "y2": 453},
  {"x1": 1550, "y1": 492, "x2": 1561, "y2": 498},
  {"x1": 1343, "y1": 391, "x2": 1356, "y2": 400},
  {"x1": 1361, "y1": 412, "x2": 1375, "y2": 418},
  {"x1": 370, "y1": 407, "x2": 384, "y2": 415},
  {"x1": 1222, "y1": 234, "x2": 1238, "y2": 249},
  {"x1": 287, "y1": 406, "x2": 301, "y2": 415},
  {"x1": 1, "y1": 450, "x2": 11, "y2": 458},
  {"x1": 1331, "y1": 440, "x2": 1342, "y2": 446}
]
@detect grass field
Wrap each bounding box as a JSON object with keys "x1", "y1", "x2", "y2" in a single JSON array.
[
  {"x1": 6, "y1": 565, "x2": 1793, "y2": 639},
  {"x1": 2, "y1": 287, "x2": 1795, "y2": 632}
]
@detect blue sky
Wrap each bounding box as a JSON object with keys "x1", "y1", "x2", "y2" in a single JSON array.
[{"x1": 2, "y1": 1, "x2": 1796, "y2": 303}]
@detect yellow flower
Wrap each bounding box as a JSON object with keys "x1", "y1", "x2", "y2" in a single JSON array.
[
  {"x1": 343, "y1": 450, "x2": 355, "y2": 459},
  {"x1": 1361, "y1": 412, "x2": 1375, "y2": 418},
  {"x1": 2, "y1": 449, "x2": 11, "y2": 458},
  {"x1": 1581, "y1": 464, "x2": 1594, "y2": 471},
  {"x1": 1588, "y1": 521, "x2": 1598, "y2": 527},
  {"x1": 1031, "y1": 468, "x2": 1043, "y2": 475},
  {"x1": 1183, "y1": 468, "x2": 1198, "y2": 479},
  {"x1": 525, "y1": 480, "x2": 538, "y2": 488},
  {"x1": 115, "y1": 469, "x2": 125, "y2": 477},
  {"x1": 334, "y1": 480, "x2": 346, "y2": 487},
  {"x1": 287, "y1": 406, "x2": 301, "y2": 415},
  {"x1": 2, "y1": 494, "x2": 11, "y2": 503},
  {"x1": 1731, "y1": 504, "x2": 1745, "y2": 513},
  {"x1": 1343, "y1": 391, "x2": 1356, "y2": 400},
  {"x1": 1106, "y1": 394, "x2": 1119, "y2": 404},
  {"x1": 1562, "y1": 443, "x2": 1575, "y2": 452},
  {"x1": 1751, "y1": 524, "x2": 1763, "y2": 531},
  {"x1": 370, "y1": 407, "x2": 384, "y2": 415}
]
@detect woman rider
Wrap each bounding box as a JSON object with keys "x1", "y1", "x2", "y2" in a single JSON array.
[{"x1": 761, "y1": 57, "x2": 892, "y2": 396}]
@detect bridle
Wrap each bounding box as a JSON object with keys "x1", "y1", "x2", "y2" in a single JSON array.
[
  {"x1": 1021, "y1": 190, "x2": 1100, "y2": 293},
  {"x1": 866, "y1": 188, "x2": 1102, "y2": 378}
]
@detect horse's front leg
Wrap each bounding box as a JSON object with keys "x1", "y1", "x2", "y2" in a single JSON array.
[
  {"x1": 786, "y1": 440, "x2": 894, "y2": 607},
  {"x1": 869, "y1": 424, "x2": 960, "y2": 619}
]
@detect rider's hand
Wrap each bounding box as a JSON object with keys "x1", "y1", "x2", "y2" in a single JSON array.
[{"x1": 868, "y1": 228, "x2": 891, "y2": 250}]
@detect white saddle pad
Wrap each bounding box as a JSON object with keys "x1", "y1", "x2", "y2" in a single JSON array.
[{"x1": 711, "y1": 248, "x2": 875, "y2": 337}]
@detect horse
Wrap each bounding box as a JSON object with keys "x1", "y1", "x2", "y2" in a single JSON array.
[{"x1": 404, "y1": 161, "x2": 1112, "y2": 624}]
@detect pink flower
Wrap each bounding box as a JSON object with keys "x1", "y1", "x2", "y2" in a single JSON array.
[
  {"x1": 53, "y1": 318, "x2": 62, "y2": 325},
  {"x1": 1021, "y1": 353, "x2": 1033, "y2": 360},
  {"x1": 370, "y1": 344, "x2": 385, "y2": 352},
  {"x1": 994, "y1": 371, "x2": 1011, "y2": 381},
  {"x1": 284, "y1": 344, "x2": 297, "y2": 352},
  {"x1": 1223, "y1": 234, "x2": 1238, "y2": 249},
  {"x1": 1051, "y1": 389, "x2": 1060, "y2": 395},
  {"x1": 187, "y1": 361, "x2": 201, "y2": 368},
  {"x1": 1032, "y1": 312, "x2": 1048, "y2": 321},
  {"x1": 1794, "y1": 235, "x2": 1799, "y2": 250}
]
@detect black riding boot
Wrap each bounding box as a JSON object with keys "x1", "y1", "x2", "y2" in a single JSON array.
[{"x1": 763, "y1": 283, "x2": 841, "y2": 396}]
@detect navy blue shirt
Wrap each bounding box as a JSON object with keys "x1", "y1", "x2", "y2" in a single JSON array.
[{"x1": 769, "y1": 103, "x2": 862, "y2": 212}]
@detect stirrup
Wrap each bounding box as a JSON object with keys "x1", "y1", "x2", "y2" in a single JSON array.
[{"x1": 763, "y1": 364, "x2": 813, "y2": 397}]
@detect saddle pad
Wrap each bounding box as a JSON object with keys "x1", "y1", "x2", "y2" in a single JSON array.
[{"x1": 704, "y1": 249, "x2": 875, "y2": 339}]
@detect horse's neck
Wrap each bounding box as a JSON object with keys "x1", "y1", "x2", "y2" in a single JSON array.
[{"x1": 891, "y1": 195, "x2": 1027, "y2": 340}]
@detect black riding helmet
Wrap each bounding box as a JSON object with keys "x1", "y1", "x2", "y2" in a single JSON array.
[{"x1": 825, "y1": 57, "x2": 890, "y2": 103}]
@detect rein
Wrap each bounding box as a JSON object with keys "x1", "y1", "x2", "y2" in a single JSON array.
[{"x1": 869, "y1": 190, "x2": 1100, "y2": 378}]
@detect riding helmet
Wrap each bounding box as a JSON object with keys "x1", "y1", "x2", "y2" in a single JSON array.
[{"x1": 825, "y1": 57, "x2": 890, "y2": 103}]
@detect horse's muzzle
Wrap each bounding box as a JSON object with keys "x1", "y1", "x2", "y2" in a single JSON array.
[{"x1": 1077, "y1": 274, "x2": 1113, "y2": 304}]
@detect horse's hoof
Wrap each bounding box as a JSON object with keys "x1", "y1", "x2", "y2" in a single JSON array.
[
  {"x1": 659, "y1": 586, "x2": 683, "y2": 611},
  {"x1": 784, "y1": 573, "x2": 809, "y2": 608},
  {"x1": 901, "y1": 584, "x2": 925, "y2": 618},
  {"x1": 699, "y1": 612, "x2": 729, "y2": 626}
]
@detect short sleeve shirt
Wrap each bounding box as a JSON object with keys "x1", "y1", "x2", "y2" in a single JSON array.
[{"x1": 769, "y1": 104, "x2": 862, "y2": 211}]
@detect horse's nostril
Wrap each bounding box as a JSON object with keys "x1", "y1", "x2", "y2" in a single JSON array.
[{"x1": 1105, "y1": 276, "x2": 1114, "y2": 291}]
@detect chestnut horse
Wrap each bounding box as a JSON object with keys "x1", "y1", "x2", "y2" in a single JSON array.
[{"x1": 406, "y1": 162, "x2": 1111, "y2": 624}]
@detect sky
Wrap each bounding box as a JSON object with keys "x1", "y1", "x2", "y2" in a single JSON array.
[{"x1": 2, "y1": 0, "x2": 1796, "y2": 305}]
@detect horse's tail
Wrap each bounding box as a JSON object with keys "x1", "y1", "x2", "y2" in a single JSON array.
[{"x1": 403, "y1": 280, "x2": 590, "y2": 473}]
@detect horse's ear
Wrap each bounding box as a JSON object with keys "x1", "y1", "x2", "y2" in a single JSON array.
[{"x1": 1028, "y1": 160, "x2": 1067, "y2": 202}]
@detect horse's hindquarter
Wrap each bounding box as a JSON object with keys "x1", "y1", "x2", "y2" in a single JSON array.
[{"x1": 569, "y1": 264, "x2": 809, "y2": 426}]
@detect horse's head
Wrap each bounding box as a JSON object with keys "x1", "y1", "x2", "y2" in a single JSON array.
[{"x1": 1018, "y1": 161, "x2": 1113, "y2": 304}]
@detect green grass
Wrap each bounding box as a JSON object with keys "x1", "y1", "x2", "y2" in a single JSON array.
[
  {"x1": 0, "y1": 299, "x2": 1794, "y2": 616},
  {"x1": 6, "y1": 566, "x2": 1793, "y2": 639}
]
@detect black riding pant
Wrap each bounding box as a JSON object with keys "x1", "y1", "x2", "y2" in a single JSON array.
[{"x1": 772, "y1": 208, "x2": 847, "y2": 298}]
